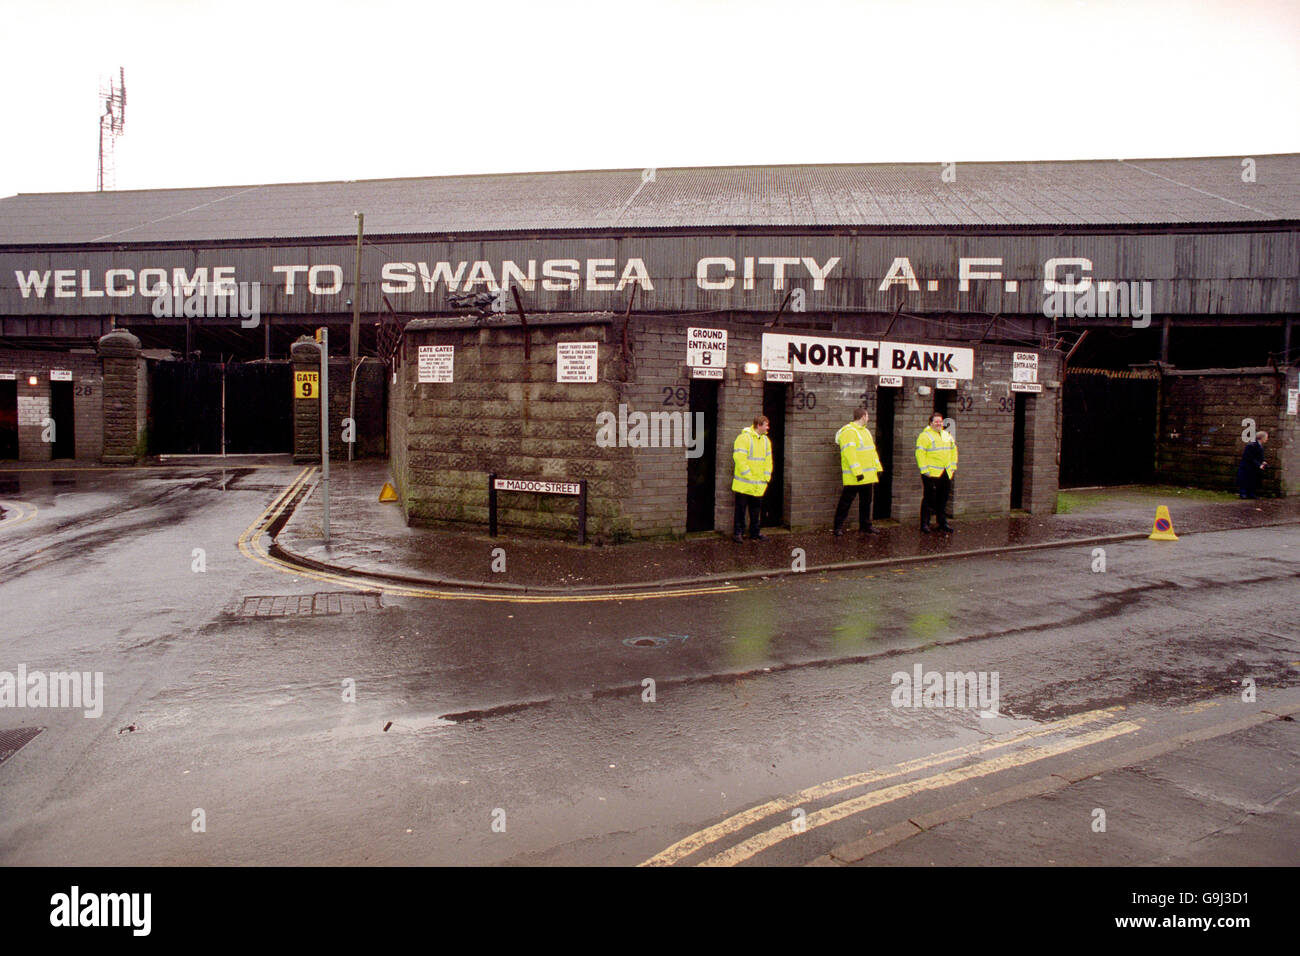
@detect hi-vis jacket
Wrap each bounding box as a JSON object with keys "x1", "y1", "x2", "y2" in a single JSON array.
[
  {"x1": 732, "y1": 426, "x2": 773, "y2": 496},
  {"x1": 916, "y1": 425, "x2": 958, "y2": 478},
  {"x1": 835, "y1": 422, "x2": 882, "y2": 486}
]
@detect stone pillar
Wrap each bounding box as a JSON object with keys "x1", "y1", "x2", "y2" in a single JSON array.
[
  {"x1": 291, "y1": 335, "x2": 322, "y2": 464},
  {"x1": 98, "y1": 329, "x2": 143, "y2": 464}
]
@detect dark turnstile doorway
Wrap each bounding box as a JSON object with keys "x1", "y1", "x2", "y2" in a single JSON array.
[
  {"x1": 761, "y1": 383, "x2": 787, "y2": 527},
  {"x1": 1010, "y1": 392, "x2": 1027, "y2": 509},
  {"x1": 50, "y1": 380, "x2": 74, "y2": 459},
  {"x1": 0, "y1": 380, "x2": 16, "y2": 459},
  {"x1": 873, "y1": 387, "x2": 895, "y2": 520},
  {"x1": 686, "y1": 379, "x2": 719, "y2": 532},
  {"x1": 1061, "y1": 369, "x2": 1158, "y2": 487}
]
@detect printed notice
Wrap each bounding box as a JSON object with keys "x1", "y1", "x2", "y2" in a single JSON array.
[
  {"x1": 418, "y1": 345, "x2": 454, "y2": 383},
  {"x1": 557, "y1": 342, "x2": 598, "y2": 383}
]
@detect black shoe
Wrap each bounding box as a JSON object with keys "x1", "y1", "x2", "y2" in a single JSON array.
[
  {"x1": 861, "y1": 527, "x2": 880, "y2": 534},
  {"x1": 833, "y1": 528, "x2": 845, "y2": 537},
  {"x1": 939, "y1": 525, "x2": 955, "y2": 533},
  {"x1": 751, "y1": 534, "x2": 769, "y2": 542},
  {"x1": 920, "y1": 525, "x2": 931, "y2": 534},
  {"x1": 733, "y1": 533, "x2": 744, "y2": 543}
]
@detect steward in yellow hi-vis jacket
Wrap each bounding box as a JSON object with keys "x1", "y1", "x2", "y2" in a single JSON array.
[
  {"x1": 731, "y1": 415, "x2": 773, "y2": 542},
  {"x1": 916, "y1": 411, "x2": 957, "y2": 533},
  {"x1": 833, "y1": 407, "x2": 883, "y2": 536}
]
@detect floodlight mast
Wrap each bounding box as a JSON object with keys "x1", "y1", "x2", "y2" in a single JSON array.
[{"x1": 97, "y1": 68, "x2": 127, "y2": 191}]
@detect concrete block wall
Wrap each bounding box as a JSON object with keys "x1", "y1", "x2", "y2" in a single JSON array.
[
  {"x1": 1157, "y1": 369, "x2": 1292, "y2": 495},
  {"x1": 0, "y1": 348, "x2": 105, "y2": 462},
  {"x1": 1278, "y1": 368, "x2": 1299, "y2": 496},
  {"x1": 400, "y1": 320, "x2": 636, "y2": 539},
  {"x1": 389, "y1": 353, "x2": 409, "y2": 499}
]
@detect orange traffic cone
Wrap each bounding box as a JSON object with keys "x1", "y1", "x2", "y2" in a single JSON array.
[{"x1": 1148, "y1": 505, "x2": 1178, "y2": 541}]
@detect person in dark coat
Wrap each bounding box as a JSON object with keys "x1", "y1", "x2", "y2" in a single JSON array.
[{"x1": 1236, "y1": 431, "x2": 1268, "y2": 498}]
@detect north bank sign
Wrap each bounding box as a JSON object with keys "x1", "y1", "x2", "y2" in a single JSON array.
[{"x1": 762, "y1": 332, "x2": 974, "y2": 379}]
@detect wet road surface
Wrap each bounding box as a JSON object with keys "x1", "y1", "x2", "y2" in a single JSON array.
[{"x1": 1, "y1": 464, "x2": 1297, "y2": 865}]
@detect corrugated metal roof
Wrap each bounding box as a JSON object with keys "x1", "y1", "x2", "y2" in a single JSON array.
[{"x1": 1, "y1": 155, "x2": 1297, "y2": 245}]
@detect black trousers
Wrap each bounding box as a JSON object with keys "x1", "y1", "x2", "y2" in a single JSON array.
[
  {"x1": 920, "y1": 474, "x2": 952, "y2": 529},
  {"x1": 734, "y1": 493, "x2": 763, "y2": 537},
  {"x1": 834, "y1": 483, "x2": 875, "y2": 531}
]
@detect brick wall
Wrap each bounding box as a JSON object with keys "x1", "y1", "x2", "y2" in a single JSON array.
[
  {"x1": 292, "y1": 338, "x2": 386, "y2": 463},
  {"x1": 619, "y1": 321, "x2": 696, "y2": 537},
  {"x1": 0, "y1": 349, "x2": 105, "y2": 462},
  {"x1": 391, "y1": 315, "x2": 1064, "y2": 538},
  {"x1": 99, "y1": 330, "x2": 143, "y2": 463},
  {"x1": 1157, "y1": 369, "x2": 1292, "y2": 495}
]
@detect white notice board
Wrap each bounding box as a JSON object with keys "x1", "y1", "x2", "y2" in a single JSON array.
[
  {"x1": 556, "y1": 342, "x2": 598, "y2": 383},
  {"x1": 418, "y1": 345, "x2": 454, "y2": 383}
]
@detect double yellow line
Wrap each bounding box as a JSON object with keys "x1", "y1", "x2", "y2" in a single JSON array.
[
  {"x1": 237, "y1": 468, "x2": 742, "y2": 604},
  {"x1": 642, "y1": 706, "x2": 1140, "y2": 866},
  {"x1": 0, "y1": 501, "x2": 39, "y2": 532}
]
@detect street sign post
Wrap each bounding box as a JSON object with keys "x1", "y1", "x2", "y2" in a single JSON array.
[{"x1": 318, "y1": 327, "x2": 329, "y2": 542}]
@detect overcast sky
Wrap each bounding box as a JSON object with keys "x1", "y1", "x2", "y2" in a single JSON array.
[{"x1": 1, "y1": 0, "x2": 1296, "y2": 198}]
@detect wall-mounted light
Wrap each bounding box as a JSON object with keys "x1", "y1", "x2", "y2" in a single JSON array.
[
  {"x1": 27, "y1": 376, "x2": 38, "y2": 386},
  {"x1": 744, "y1": 362, "x2": 760, "y2": 375},
  {"x1": 917, "y1": 385, "x2": 932, "y2": 396}
]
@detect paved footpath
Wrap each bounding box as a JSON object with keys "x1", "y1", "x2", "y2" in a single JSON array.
[{"x1": 274, "y1": 459, "x2": 1300, "y2": 593}]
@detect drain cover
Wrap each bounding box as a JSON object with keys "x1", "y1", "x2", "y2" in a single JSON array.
[
  {"x1": 0, "y1": 727, "x2": 43, "y2": 767},
  {"x1": 235, "y1": 591, "x2": 382, "y2": 617},
  {"x1": 623, "y1": 636, "x2": 668, "y2": 648}
]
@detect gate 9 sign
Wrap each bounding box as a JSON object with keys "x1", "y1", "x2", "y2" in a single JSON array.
[{"x1": 294, "y1": 371, "x2": 319, "y2": 399}]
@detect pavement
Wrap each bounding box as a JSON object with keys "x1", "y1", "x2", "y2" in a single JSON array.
[{"x1": 274, "y1": 459, "x2": 1300, "y2": 594}]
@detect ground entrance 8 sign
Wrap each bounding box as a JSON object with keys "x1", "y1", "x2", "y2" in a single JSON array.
[
  {"x1": 761, "y1": 333, "x2": 974, "y2": 379},
  {"x1": 1013, "y1": 352, "x2": 1039, "y2": 383},
  {"x1": 686, "y1": 327, "x2": 727, "y2": 368}
]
